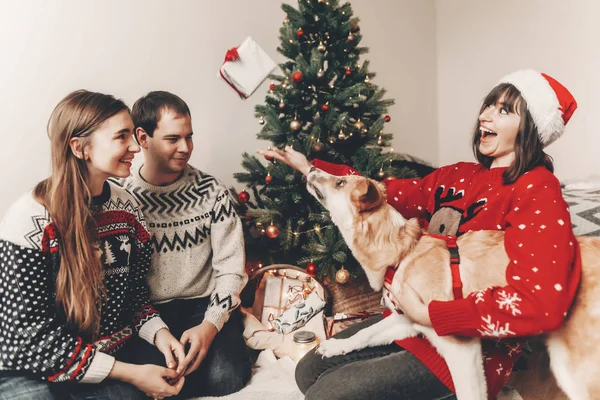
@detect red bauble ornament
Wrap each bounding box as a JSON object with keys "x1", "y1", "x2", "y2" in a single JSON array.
[
  {"x1": 384, "y1": 115, "x2": 391, "y2": 122},
  {"x1": 238, "y1": 190, "x2": 250, "y2": 203},
  {"x1": 265, "y1": 224, "x2": 280, "y2": 239},
  {"x1": 265, "y1": 174, "x2": 273, "y2": 184},
  {"x1": 345, "y1": 68, "x2": 352, "y2": 75},
  {"x1": 321, "y1": 103, "x2": 330, "y2": 111},
  {"x1": 306, "y1": 262, "x2": 317, "y2": 276},
  {"x1": 269, "y1": 83, "x2": 276, "y2": 91},
  {"x1": 292, "y1": 71, "x2": 304, "y2": 83},
  {"x1": 297, "y1": 28, "x2": 304, "y2": 37},
  {"x1": 245, "y1": 214, "x2": 252, "y2": 221}
]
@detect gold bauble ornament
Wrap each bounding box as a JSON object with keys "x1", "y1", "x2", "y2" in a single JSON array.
[
  {"x1": 347, "y1": 33, "x2": 354, "y2": 41},
  {"x1": 290, "y1": 119, "x2": 302, "y2": 131},
  {"x1": 335, "y1": 267, "x2": 350, "y2": 284},
  {"x1": 338, "y1": 130, "x2": 347, "y2": 140},
  {"x1": 265, "y1": 224, "x2": 279, "y2": 239},
  {"x1": 377, "y1": 168, "x2": 386, "y2": 178},
  {"x1": 312, "y1": 141, "x2": 325, "y2": 152},
  {"x1": 279, "y1": 101, "x2": 286, "y2": 109},
  {"x1": 360, "y1": 127, "x2": 368, "y2": 135},
  {"x1": 317, "y1": 41, "x2": 326, "y2": 52},
  {"x1": 377, "y1": 136, "x2": 383, "y2": 146},
  {"x1": 259, "y1": 117, "x2": 265, "y2": 125},
  {"x1": 353, "y1": 119, "x2": 364, "y2": 130},
  {"x1": 328, "y1": 136, "x2": 336, "y2": 144},
  {"x1": 316, "y1": 69, "x2": 325, "y2": 79}
]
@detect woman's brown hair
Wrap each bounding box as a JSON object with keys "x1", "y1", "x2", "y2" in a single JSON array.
[{"x1": 34, "y1": 90, "x2": 129, "y2": 339}]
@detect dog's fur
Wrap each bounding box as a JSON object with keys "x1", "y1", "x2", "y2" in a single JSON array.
[{"x1": 306, "y1": 169, "x2": 600, "y2": 400}]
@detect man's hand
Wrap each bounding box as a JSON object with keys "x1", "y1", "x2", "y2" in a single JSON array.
[
  {"x1": 384, "y1": 282, "x2": 432, "y2": 327},
  {"x1": 179, "y1": 321, "x2": 218, "y2": 376},
  {"x1": 257, "y1": 145, "x2": 313, "y2": 176},
  {"x1": 154, "y1": 328, "x2": 188, "y2": 376}
]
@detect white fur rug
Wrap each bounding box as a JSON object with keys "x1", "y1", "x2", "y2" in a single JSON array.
[{"x1": 193, "y1": 349, "x2": 303, "y2": 400}]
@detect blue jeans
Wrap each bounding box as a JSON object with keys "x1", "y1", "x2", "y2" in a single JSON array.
[
  {"x1": 0, "y1": 371, "x2": 145, "y2": 400},
  {"x1": 295, "y1": 315, "x2": 456, "y2": 400},
  {"x1": 133, "y1": 297, "x2": 252, "y2": 398}
]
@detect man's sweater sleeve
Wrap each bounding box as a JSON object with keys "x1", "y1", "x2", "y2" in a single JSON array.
[
  {"x1": 203, "y1": 187, "x2": 248, "y2": 331},
  {"x1": 0, "y1": 239, "x2": 113, "y2": 383},
  {"x1": 428, "y1": 172, "x2": 581, "y2": 338}
]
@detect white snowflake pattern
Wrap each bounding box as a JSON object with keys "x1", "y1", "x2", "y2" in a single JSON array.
[
  {"x1": 504, "y1": 342, "x2": 522, "y2": 357},
  {"x1": 496, "y1": 363, "x2": 504, "y2": 375},
  {"x1": 478, "y1": 315, "x2": 516, "y2": 337},
  {"x1": 496, "y1": 290, "x2": 522, "y2": 316},
  {"x1": 472, "y1": 289, "x2": 486, "y2": 304}
]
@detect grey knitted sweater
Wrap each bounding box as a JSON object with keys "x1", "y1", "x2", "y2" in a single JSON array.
[{"x1": 115, "y1": 164, "x2": 247, "y2": 331}]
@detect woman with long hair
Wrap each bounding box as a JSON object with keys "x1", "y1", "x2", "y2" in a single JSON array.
[{"x1": 0, "y1": 90, "x2": 188, "y2": 399}]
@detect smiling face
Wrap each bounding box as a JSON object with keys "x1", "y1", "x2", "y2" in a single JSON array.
[
  {"x1": 477, "y1": 93, "x2": 522, "y2": 168},
  {"x1": 83, "y1": 110, "x2": 140, "y2": 182},
  {"x1": 473, "y1": 84, "x2": 526, "y2": 169}
]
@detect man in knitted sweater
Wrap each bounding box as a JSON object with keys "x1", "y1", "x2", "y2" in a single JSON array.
[{"x1": 114, "y1": 91, "x2": 250, "y2": 397}]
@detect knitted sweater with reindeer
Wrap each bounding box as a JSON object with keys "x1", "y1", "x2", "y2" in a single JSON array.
[
  {"x1": 0, "y1": 181, "x2": 166, "y2": 383},
  {"x1": 313, "y1": 159, "x2": 581, "y2": 398}
]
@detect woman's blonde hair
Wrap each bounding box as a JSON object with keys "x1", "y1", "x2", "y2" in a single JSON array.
[{"x1": 34, "y1": 90, "x2": 129, "y2": 339}]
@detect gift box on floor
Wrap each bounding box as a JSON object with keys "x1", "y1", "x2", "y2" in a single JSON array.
[
  {"x1": 219, "y1": 36, "x2": 277, "y2": 99},
  {"x1": 251, "y1": 264, "x2": 327, "y2": 333}
]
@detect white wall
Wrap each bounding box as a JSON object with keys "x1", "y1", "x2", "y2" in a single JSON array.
[
  {"x1": 436, "y1": 0, "x2": 600, "y2": 181},
  {"x1": 0, "y1": 0, "x2": 437, "y2": 217}
]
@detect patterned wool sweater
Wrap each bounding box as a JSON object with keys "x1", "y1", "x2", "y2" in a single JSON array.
[
  {"x1": 313, "y1": 159, "x2": 582, "y2": 398},
  {"x1": 115, "y1": 164, "x2": 248, "y2": 331},
  {"x1": 0, "y1": 181, "x2": 167, "y2": 383}
]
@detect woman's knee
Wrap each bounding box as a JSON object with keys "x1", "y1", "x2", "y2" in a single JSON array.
[
  {"x1": 295, "y1": 348, "x2": 324, "y2": 394},
  {"x1": 0, "y1": 375, "x2": 55, "y2": 400}
]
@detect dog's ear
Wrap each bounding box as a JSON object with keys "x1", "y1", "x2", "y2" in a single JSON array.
[{"x1": 354, "y1": 179, "x2": 386, "y2": 212}]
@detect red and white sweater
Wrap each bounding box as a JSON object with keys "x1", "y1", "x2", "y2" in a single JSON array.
[{"x1": 313, "y1": 160, "x2": 582, "y2": 398}]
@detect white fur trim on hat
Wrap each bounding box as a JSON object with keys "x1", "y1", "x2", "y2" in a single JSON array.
[{"x1": 500, "y1": 69, "x2": 564, "y2": 147}]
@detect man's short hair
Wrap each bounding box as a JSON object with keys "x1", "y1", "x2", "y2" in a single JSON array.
[{"x1": 131, "y1": 91, "x2": 190, "y2": 138}]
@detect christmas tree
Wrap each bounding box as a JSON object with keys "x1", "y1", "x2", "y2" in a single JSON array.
[{"x1": 233, "y1": 0, "x2": 426, "y2": 283}]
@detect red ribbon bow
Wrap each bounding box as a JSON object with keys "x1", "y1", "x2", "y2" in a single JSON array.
[{"x1": 224, "y1": 47, "x2": 239, "y2": 62}]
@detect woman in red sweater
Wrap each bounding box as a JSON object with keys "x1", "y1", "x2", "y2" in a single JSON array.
[{"x1": 260, "y1": 70, "x2": 580, "y2": 399}]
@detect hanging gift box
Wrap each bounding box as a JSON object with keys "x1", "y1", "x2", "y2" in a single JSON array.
[{"x1": 219, "y1": 36, "x2": 277, "y2": 99}]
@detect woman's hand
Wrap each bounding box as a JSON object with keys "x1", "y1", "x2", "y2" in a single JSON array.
[
  {"x1": 154, "y1": 328, "x2": 188, "y2": 375},
  {"x1": 109, "y1": 361, "x2": 184, "y2": 399},
  {"x1": 384, "y1": 282, "x2": 432, "y2": 327},
  {"x1": 257, "y1": 145, "x2": 313, "y2": 176},
  {"x1": 129, "y1": 364, "x2": 185, "y2": 399}
]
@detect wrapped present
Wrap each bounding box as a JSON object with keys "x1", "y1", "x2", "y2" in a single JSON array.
[
  {"x1": 271, "y1": 290, "x2": 326, "y2": 334},
  {"x1": 219, "y1": 36, "x2": 277, "y2": 99},
  {"x1": 250, "y1": 265, "x2": 327, "y2": 330}
]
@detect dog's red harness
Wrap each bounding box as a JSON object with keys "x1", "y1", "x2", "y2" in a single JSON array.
[{"x1": 384, "y1": 233, "x2": 463, "y2": 300}]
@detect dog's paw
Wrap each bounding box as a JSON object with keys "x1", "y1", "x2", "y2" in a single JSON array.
[{"x1": 315, "y1": 338, "x2": 352, "y2": 358}]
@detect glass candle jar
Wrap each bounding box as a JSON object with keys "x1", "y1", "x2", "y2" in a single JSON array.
[{"x1": 291, "y1": 330, "x2": 319, "y2": 362}]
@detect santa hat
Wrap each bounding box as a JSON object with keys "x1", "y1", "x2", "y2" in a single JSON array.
[{"x1": 499, "y1": 69, "x2": 577, "y2": 147}]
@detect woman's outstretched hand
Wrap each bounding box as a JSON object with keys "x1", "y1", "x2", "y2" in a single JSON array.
[{"x1": 257, "y1": 145, "x2": 313, "y2": 176}]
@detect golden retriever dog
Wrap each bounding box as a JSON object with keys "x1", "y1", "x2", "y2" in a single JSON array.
[{"x1": 306, "y1": 168, "x2": 600, "y2": 400}]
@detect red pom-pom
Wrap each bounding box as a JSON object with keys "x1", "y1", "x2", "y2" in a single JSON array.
[
  {"x1": 238, "y1": 190, "x2": 250, "y2": 203},
  {"x1": 292, "y1": 71, "x2": 304, "y2": 83},
  {"x1": 321, "y1": 103, "x2": 330, "y2": 111},
  {"x1": 306, "y1": 262, "x2": 317, "y2": 276},
  {"x1": 384, "y1": 115, "x2": 391, "y2": 122},
  {"x1": 297, "y1": 28, "x2": 304, "y2": 37}
]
